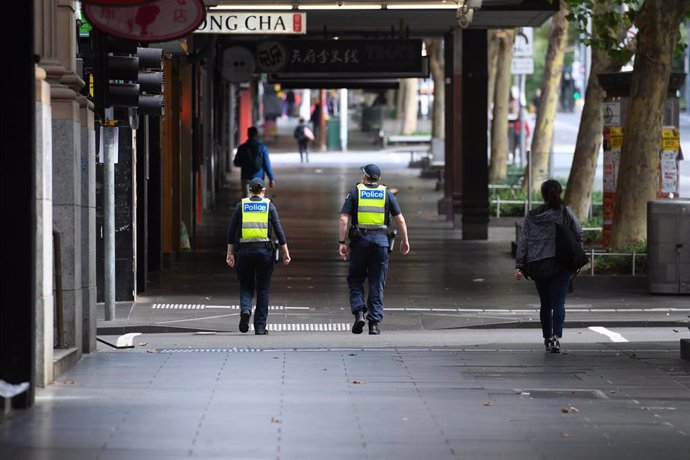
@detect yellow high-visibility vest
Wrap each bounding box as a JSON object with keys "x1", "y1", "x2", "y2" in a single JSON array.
[
  {"x1": 356, "y1": 183, "x2": 387, "y2": 229},
  {"x1": 240, "y1": 198, "x2": 270, "y2": 242}
]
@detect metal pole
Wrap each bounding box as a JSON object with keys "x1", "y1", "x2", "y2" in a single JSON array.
[
  {"x1": 340, "y1": 88, "x2": 348, "y2": 151},
  {"x1": 527, "y1": 148, "x2": 532, "y2": 212},
  {"x1": 103, "y1": 116, "x2": 117, "y2": 321},
  {"x1": 518, "y1": 74, "x2": 526, "y2": 168},
  {"x1": 53, "y1": 231, "x2": 65, "y2": 348}
]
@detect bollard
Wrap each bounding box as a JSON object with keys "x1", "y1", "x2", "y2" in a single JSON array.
[{"x1": 681, "y1": 339, "x2": 690, "y2": 361}]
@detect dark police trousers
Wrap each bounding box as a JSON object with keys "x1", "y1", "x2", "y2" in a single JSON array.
[
  {"x1": 235, "y1": 246, "x2": 274, "y2": 330},
  {"x1": 347, "y1": 239, "x2": 389, "y2": 323}
]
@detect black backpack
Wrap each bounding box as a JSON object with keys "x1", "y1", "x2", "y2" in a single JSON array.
[
  {"x1": 555, "y1": 207, "x2": 588, "y2": 271},
  {"x1": 294, "y1": 125, "x2": 305, "y2": 140},
  {"x1": 242, "y1": 142, "x2": 263, "y2": 173}
]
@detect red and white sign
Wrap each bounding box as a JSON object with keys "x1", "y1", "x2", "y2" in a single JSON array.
[
  {"x1": 83, "y1": 0, "x2": 206, "y2": 42},
  {"x1": 195, "y1": 12, "x2": 307, "y2": 35}
]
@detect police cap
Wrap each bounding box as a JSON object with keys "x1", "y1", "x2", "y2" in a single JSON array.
[
  {"x1": 360, "y1": 164, "x2": 381, "y2": 180},
  {"x1": 248, "y1": 177, "x2": 266, "y2": 190}
]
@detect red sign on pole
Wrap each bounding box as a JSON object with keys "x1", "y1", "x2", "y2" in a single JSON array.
[
  {"x1": 83, "y1": 0, "x2": 206, "y2": 42},
  {"x1": 293, "y1": 14, "x2": 302, "y2": 33}
]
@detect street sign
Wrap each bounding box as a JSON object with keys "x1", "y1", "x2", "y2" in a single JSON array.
[
  {"x1": 83, "y1": 0, "x2": 206, "y2": 42},
  {"x1": 513, "y1": 28, "x2": 533, "y2": 57},
  {"x1": 196, "y1": 12, "x2": 307, "y2": 35},
  {"x1": 511, "y1": 57, "x2": 534, "y2": 75},
  {"x1": 257, "y1": 39, "x2": 426, "y2": 77}
]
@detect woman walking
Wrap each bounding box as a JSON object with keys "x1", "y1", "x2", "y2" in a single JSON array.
[
  {"x1": 514, "y1": 179, "x2": 583, "y2": 353},
  {"x1": 226, "y1": 178, "x2": 291, "y2": 335}
]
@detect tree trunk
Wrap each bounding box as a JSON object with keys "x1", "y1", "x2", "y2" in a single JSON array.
[
  {"x1": 487, "y1": 30, "x2": 500, "y2": 114},
  {"x1": 426, "y1": 39, "x2": 445, "y2": 139},
  {"x1": 609, "y1": 0, "x2": 690, "y2": 250},
  {"x1": 400, "y1": 78, "x2": 419, "y2": 135},
  {"x1": 489, "y1": 29, "x2": 515, "y2": 183},
  {"x1": 395, "y1": 84, "x2": 404, "y2": 120},
  {"x1": 523, "y1": 1, "x2": 569, "y2": 192},
  {"x1": 564, "y1": 2, "x2": 629, "y2": 222}
]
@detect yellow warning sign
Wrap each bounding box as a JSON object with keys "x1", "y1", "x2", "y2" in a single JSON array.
[{"x1": 609, "y1": 126, "x2": 623, "y2": 150}]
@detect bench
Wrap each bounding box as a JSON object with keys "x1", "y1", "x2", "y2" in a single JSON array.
[
  {"x1": 1, "y1": 379, "x2": 30, "y2": 418},
  {"x1": 385, "y1": 134, "x2": 433, "y2": 166},
  {"x1": 420, "y1": 138, "x2": 444, "y2": 190}
]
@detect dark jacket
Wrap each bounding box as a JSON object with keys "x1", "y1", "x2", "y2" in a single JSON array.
[
  {"x1": 233, "y1": 139, "x2": 275, "y2": 181},
  {"x1": 515, "y1": 204, "x2": 583, "y2": 269}
]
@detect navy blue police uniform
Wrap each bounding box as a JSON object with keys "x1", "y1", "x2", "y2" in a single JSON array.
[
  {"x1": 340, "y1": 181, "x2": 402, "y2": 326},
  {"x1": 227, "y1": 192, "x2": 287, "y2": 334}
]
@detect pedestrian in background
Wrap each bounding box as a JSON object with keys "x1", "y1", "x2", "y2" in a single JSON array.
[
  {"x1": 338, "y1": 164, "x2": 410, "y2": 335},
  {"x1": 293, "y1": 116, "x2": 314, "y2": 163},
  {"x1": 310, "y1": 101, "x2": 322, "y2": 142},
  {"x1": 514, "y1": 179, "x2": 583, "y2": 353},
  {"x1": 233, "y1": 126, "x2": 276, "y2": 198},
  {"x1": 226, "y1": 178, "x2": 290, "y2": 335}
]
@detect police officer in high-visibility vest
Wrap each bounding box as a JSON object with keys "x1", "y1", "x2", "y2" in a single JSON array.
[
  {"x1": 338, "y1": 164, "x2": 410, "y2": 335},
  {"x1": 226, "y1": 178, "x2": 290, "y2": 335}
]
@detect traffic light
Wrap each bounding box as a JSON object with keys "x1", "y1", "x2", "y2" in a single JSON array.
[
  {"x1": 573, "y1": 87, "x2": 582, "y2": 101},
  {"x1": 91, "y1": 29, "x2": 164, "y2": 122}
]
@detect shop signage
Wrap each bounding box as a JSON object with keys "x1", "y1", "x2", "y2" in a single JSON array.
[
  {"x1": 256, "y1": 39, "x2": 425, "y2": 77},
  {"x1": 196, "y1": 12, "x2": 306, "y2": 35},
  {"x1": 83, "y1": 0, "x2": 206, "y2": 42}
]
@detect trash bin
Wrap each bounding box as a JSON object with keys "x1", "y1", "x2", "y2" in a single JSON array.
[
  {"x1": 647, "y1": 199, "x2": 690, "y2": 294},
  {"x1": 327, "y1": 117, "x2": 341, "y2": 150}
]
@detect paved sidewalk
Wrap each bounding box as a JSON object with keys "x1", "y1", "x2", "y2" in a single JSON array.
[
  {"x1": 102, "y1": 153, "x2": 689, "y2": 336},
  {"x1": 2, "y1": 341, "x2": 690, "y2": 459}
]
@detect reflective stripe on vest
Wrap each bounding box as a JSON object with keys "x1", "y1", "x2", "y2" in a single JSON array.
[
  {"x1": 240, "y1": 198, "x2": 270, "y2": 242},
  {"x1": 356, "y1": 183, "x2": 387, "y2": 229}
]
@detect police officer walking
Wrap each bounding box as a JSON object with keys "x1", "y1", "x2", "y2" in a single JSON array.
[
  {"x1": 226, "y1": 178, "x2": 290, "y2": 335},
  {"x1": 338, "y1": 164, "x2": 410, "y2": 335}
]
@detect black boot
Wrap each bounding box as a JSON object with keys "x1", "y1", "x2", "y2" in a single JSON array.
[
  {"x1": 239, "y1": 310, "x2": 251, "y2": 333},
  {"x1": 352, "y1": 310, "x2": 365, "y2": 334},
  {"x1": 368, "y1": 322, "x2": 380, "y2": 335}
]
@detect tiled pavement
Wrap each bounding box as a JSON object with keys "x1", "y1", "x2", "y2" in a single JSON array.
[
  {"x1": 3, "y1": 149, "x2": 689, "y2": 459},
  {"x1": 2, "y1": 343, "x2": 690, "y2": 459}
]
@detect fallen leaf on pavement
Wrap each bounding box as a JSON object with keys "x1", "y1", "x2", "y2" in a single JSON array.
[
  {"x1": 484, "y1": 401, "x2": 493, "y2": 406},
  {"x1": 271, "y1": 417, "x2": 281, "y2": 424},
  {"x1": 561, "y1": 406, "x2": 579, "y2": 414},
  {"x1": 350, "y1": 380, "x2": 365, "y2": 385}
]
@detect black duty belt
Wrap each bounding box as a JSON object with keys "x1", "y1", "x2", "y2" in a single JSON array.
[
  {"x1": 359, "y1": 228, "x2": 388, "y2": 235},
  {"x1": 238, "y1": 242, "x2": 272, "y2": 248}
]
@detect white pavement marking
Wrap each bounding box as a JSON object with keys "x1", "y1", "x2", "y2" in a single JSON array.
[
  {"x1": 588, "y1": 326, "x2": 629, "y2": 343},
  {"x1": 116, "y1": 333, "x2": 141, "y2": 347}
]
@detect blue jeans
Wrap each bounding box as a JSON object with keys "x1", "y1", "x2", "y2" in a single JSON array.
[
  {"x1": 534, "y1": 271, "x2": 573, "y2": 339},
  {"x1": 235, "y1": 247, "x2": 274, "y2": 329},
  {"x1": 347, "y1": 240, "x2": 389, "y2": 323}
]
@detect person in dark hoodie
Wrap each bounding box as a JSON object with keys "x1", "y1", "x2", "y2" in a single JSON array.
[{"x1": 514, "y1": 179, "x2": 583, "y2": 353}]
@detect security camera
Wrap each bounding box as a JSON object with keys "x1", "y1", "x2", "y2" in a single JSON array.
[{"x1": 457, "y1": 7, "x2": 474, "y2": 28}]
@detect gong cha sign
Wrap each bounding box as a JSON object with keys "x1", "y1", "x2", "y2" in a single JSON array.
[{"x1": 83, "y1": 0, "x2": 206, "y2": 42}]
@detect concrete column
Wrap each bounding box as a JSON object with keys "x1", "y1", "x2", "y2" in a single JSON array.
[
  {"x1": 203, "y1": 64, "x2": 215, "y2": 210},
  {"x1": 439, "y1": 30, "x2": 462, "y2": 221},
  {"x1": 80, "y1": 96, "x2": 97, "y2": 353},
  {"x1": 35, "y1": 66, "x2": 54, "y2": 387},
  {"x1": 300, "y1": 89, "x2": 311, "y2": 121},
  {"x1": 44, "y1": 0, "x2": 84, "y2": 352},
  {"x1": 180, "y1": 64, "x2": 194, "y2": 245},
  {"x1": 459, "y1": 29, "x2": 489, "y2": 240}
]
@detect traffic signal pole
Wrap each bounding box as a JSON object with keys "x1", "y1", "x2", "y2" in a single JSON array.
[
  {"x1": 91, "y1": 29, "x2": 164, "y2": 321},
  {"x1": 103, "y1": 111, "x2": 117, "y2": 321}
]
